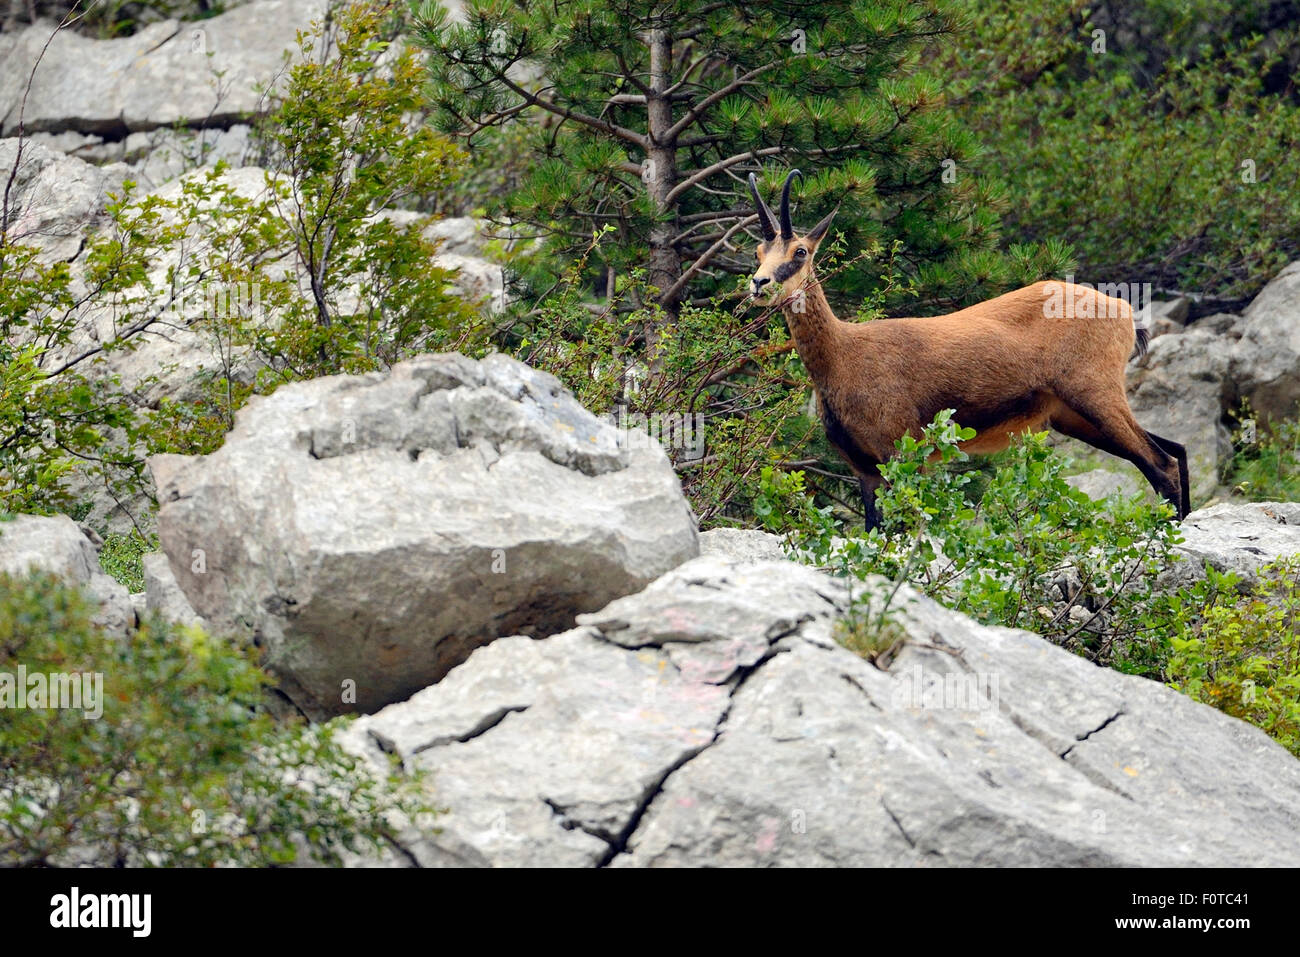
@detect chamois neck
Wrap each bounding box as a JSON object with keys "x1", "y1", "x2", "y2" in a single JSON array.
[{"x1": 780, "y1": 274, "x2": 840, "y2": 384}]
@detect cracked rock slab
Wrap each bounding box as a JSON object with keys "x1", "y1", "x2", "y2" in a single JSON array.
[
  {"x1": 339, "y1": 556, "x2": 1300, "y2": 867},
  {"x1": 150, "y1": 352, "x2": 699, "y2": 718}
]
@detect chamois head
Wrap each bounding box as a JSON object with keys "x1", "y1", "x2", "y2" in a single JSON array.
[{"x1": 748, "y1": 169, "x2": 838, "y2": 300}]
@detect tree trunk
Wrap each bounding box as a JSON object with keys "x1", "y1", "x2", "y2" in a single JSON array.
[{"x1": 644, "y1": 26, "x2": 681, "y2": 356}]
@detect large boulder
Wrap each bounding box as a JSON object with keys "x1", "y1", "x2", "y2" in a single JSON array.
[
  {"x1": 150, "y1": 352, "x2": 699, "y2": 718},
  {"x1": 0, "y1": 0, "x2": 326, "y2": 138},
  {"x1": 339, "y1": 555, "x2": 1300, "y2": 867},
  {"x1": 1231, "y1": 260, "x2": 1300, "y2": 424},
  {"x1": 0, "y1": 514, "x2": 133, "y2": 635}
]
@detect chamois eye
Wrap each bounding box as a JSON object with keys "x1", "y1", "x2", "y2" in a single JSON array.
[{"x1": 794, "y1": 247, "x2": 808, "y2": 259}]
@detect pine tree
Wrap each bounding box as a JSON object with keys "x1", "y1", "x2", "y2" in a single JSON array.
[{"x1": 418, "y1": 0, "x2": 1068, "y2": 334}]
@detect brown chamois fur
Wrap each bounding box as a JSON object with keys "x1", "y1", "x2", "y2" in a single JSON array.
[{"x1": 747, "y1": 170, "x2": 1190, "y2": 530}]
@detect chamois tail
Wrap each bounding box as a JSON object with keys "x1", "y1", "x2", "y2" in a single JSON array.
[{"x1": 1132, "y1": 318, "x2": 1150, "y2": 359}]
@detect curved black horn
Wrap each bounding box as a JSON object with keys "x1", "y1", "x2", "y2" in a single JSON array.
[
  {"x1": 748, "y1": 173, "x2": 777, "y2": 242},
  {"x1": 779, "y1": 169, "x2": 802, "y2": 239}
]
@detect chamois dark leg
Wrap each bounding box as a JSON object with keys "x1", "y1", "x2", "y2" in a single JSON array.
[
  {"x1": 1049, "y1": 402, "x2": 1187, "y2": 519},
  {"x1": 859, "y1": 472, "x2": 883, "y2": 532},
  {"x1": 1146, "y1": 431, "x2": 1190, "y2": 518}
]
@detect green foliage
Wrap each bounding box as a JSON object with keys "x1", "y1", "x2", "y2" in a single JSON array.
[
  {"x1": 418, "y1": 0, "x2": 1072, "y2": 321},
  {"x1": 1224, "y1": 401, "x2": 1300, "y2": 502},
  {"x1": 1, "y1": 1, "x2": 488, "y2": 515},
  {"x1": 759, "y1": 410, "x2": 1226, "y2": 674},
  {"x1": 98, "y1": 530, "x2": 154, "y2": 592},
  {"x1": 144, "y1": 374, "x2": 258, "y2": 457},
  {"x1": 0, "y1": 175, "x2": 178, "y2": 516},
  {"x1": 253, "y1": 0, "x2": 484, "y2": 381},
  {"x1": 1168, "y1": 558, "x2": 1300, "y2": 757},
  {"x1": 0, "y1": 571, "x2": 434, "y2": 866},
  {"x1": 941, "y1": 0, "x2": 1300, "y2": 298}
]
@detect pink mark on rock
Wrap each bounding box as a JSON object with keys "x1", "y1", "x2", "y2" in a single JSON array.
[{"x1": 754, "y1": 818, "x2": 780, "y2": 854}]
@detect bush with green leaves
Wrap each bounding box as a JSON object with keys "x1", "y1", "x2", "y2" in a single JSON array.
[
  {"x1": 1, "y1": 0, "x2": 488, "y2": 522},
  {"x1": 1224, "y1": 402, "x2": 1300, "y2": 503},
  {"x1": 1167, "y1": 557, "x2": 1300, "y2": 757},
  {"x1": 757, "y1": 411, "x2": 1230, "y2": 676},
  {"x1": 0, "y1": 571, "x2": 433, "y2": 866},
  {"x1": 940, "y1": 0, "x2": 1300, "y2": 300},
  {"x1": 249, "y1": 0, "x2": 484, "y2": 382},
  {"x1": 97, "y1": 530, "x2": 153, "y2": 592}
]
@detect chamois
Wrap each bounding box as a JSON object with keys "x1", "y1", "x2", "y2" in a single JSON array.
[{"x1": 747, "y1": 169, "x2": 1190, "y2": 530}]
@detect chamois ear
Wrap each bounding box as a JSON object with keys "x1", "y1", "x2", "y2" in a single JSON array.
[
  {"x1": 747, "y1": 173, "x2": 777, "y2": 242},
  {"x1": 805, "y1": 205, "x2": 840, "y2": 244}
]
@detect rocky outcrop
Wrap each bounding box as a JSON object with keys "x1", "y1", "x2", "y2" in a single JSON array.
[
  {"x1": 150, "y1": 352, "x2": 699, "y2": 718},
  {"x1": 340, "y1": 555, "x2": 1300, "y2": 867},
  {"x1": 1064, "y1": 467, "x2": 1142, "y2": 503},
  {"x1": 1231, "y1": 260, "x2": 1300, "y2": 425},
  {"x1": 27, "y1": 123, "x2": 256, "y2": 192},
  {"x1": 0, "y1": 137, "x2": 126, "y2": 262},
  {"x1": 1145, "y1": 296, "x2": 1189, "y2": 340},
  {"x1": 0, "y1": 0, "x2": 326, "y2": 139},
  {"x1": 0, "y1": 514, "x2": 133, "y2": 635},
  {"x1": 699, "y1": 527, "x2": 790, "y2": 564}
]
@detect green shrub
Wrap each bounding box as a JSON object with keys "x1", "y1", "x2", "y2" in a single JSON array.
[
  {"x1": 1167, "y1": 557, "x2": 1300, "y2": 757},
  {"x1": 0, "y1": 571, "x2": 433, "y2": 866},
  {"x1": 941, "y1": 0, "x2": 1300, "y2": 299},
  {"x1": 758, "y1": 411, "x2": 1227, "y2": 675},
  {"x1": 1224, "y1": 402, "x2": 1300, "y2": 502},
  {"x1": 98, "y1": 531, "x2": 153, "y2": 592}
]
